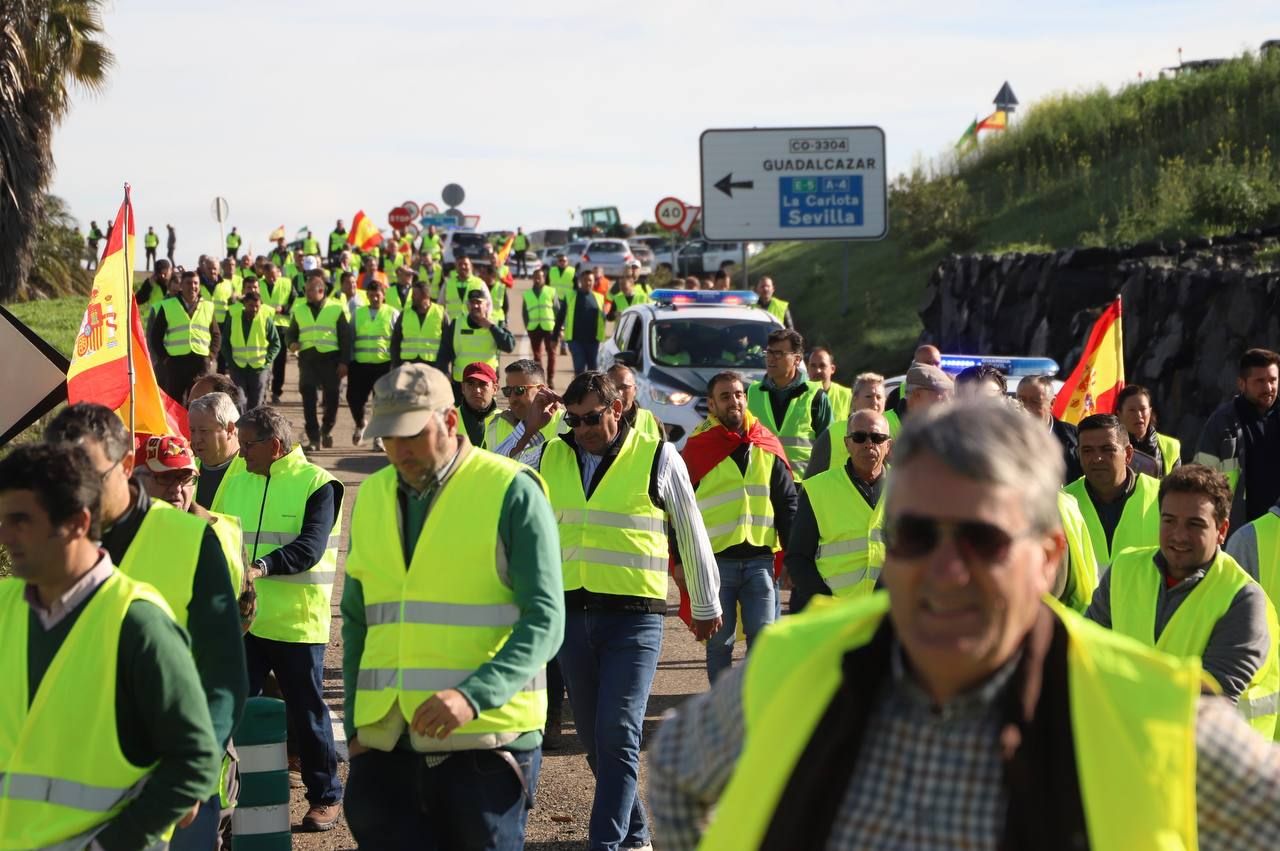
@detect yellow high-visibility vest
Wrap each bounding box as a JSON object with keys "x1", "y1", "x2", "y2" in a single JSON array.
[
  {"x1": 345, "y1": 451, "x2": 548, "y2": 751},
  {"x1": 1058, "y1": 491, "x2": 1100, "y2": 613},
  {"x1": 353, "y1": 305, "x2": 396, "y2": 364},
  {"x1": 263, "y1": 278, "x2": 293, "y2": 329},
  {"x1": 116, "y1": 500, "x2": 210, "y2": 629},
  {"x1": 547, "y1": 266, "x2": 575, "y2": 298},
  {"x1": 0, "y1": 572, "x2": 178, "y2": 849},
  {"x1": 542, "y1": 429, "x2": 668, "y2": 600},
  {"x1": 1156, "y1": 432, "x2": 1182, "y2": 477},
  {"x1": 826, "y1": 382, "x2": 852, "y2": 426},
  {"x1": 1109, "y1": 545, "x2": 1280, "y2": 739},
  {"x1": 450, "y1": 321, "x2": 499, "y2": 382},
  {"x1": 1248, "y1": 512, "x2": 1280, "y2": 609},
  {"x1": 746, "y1": 380, "x2": 821, "y2": 481},
  {"x1": 1063, "y1": 473, "x2": 1161, "y2": 570},
  {"x1": 524, "y1": 287, "x2": 557, "y2": 332},
  {"x1": 160, "y1": 297, "x2": 215, "y2": 356},
  {"x1": 290, "y1": 301, "x2": 344, "y2": 354},
  {"x1": 695, "y1": 444, "x2": 778, "y2": 554},
  {"x1": 399, "y1": 304, "x2": 446, "y2": 363},
  {"x1": 483, "y1": 410, "x2": 565, "y2": 453},
  {"x1": 213, "y1": 445, "x2": 343, "y2": 644},
  {"x1": 805, "y1": 465, "x2": 885, "y2": 598},
  {"x1": 757, "y1": 297, "x2": 789, "y2": 324},
  {"x1": 227, "y1": 304, "x2": 273, "y2": 369},
  {"x1": 699, "y1": 593, "x2": 1202, "y2": 851}
]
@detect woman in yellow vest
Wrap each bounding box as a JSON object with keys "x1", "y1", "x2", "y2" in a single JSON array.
[
  {"x1": 1087, "y1": 465, "x2": 1280, "y2": 739},
  {"x1": 1117, "y1": 384, "x2": 1183, "y2": 478},
  {"x1": 648, "y1": 400, "x2": 1280, "y2": 850}
]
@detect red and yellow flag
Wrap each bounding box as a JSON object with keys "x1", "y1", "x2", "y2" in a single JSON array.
[
  {"x1": 1052, "y1": 296, "x2": 1125, "y2": 425},
  {"x1": 977, "y1": 109, "x2": 1008, "y2": 132},
  {"x1": 347, "y1": 210, "x2": 383, "y2": 251},
  {"x1": 494, "y1": 234, "x2": 516, "y2": 285},
  {"x1": 67, "y1": 189, "x2": 188, "y2": 441}
]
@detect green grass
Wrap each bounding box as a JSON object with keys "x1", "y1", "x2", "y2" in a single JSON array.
[
  {"x1": 756, "y1": 50, "x2": 1280, "y2": 375},
  {"x1": 7, "y1": 296, "x2": 87, "y2": 358}
]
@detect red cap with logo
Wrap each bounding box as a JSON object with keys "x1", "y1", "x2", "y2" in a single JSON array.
[{"x1": 136, "y1": 434, "x2": 198, "y2": 473}]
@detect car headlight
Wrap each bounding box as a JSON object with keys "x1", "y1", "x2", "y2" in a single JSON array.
[{"x1": 649, "y1": 385, "x2": 693, "y2": 406}]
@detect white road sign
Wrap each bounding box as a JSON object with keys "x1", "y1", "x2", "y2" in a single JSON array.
[{"x1": 699, "y1": 126, "x2": 887, "y2": 241}]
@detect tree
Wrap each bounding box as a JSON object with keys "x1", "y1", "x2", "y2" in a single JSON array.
[{"x1": 0, "y1": 1, "x2": 113, "y2": 301}]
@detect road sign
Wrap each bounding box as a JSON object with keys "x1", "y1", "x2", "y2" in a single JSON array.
[
  {"x1": 699, "y1": 126, "x2": 887, "y2": 241},
  {"x1": 421, "y1": 202, "x2": 440, "y2": 216},
  {"x1": 655, "y1": 197, "x2": 686, "y2": 232},
  {"x1": 420, "y1": 214, "x2": 460, "y2": 228},
  {"x1": 388, "y1": 206, "x2": 414, "y2": 229},
  {"x1": 679, "y1": 206, "x2": 701, "y2": 237},
  {"x1": 401, "y1": 201, "x2": 420, "y2": 219},
  {"x1": 0, "y1": 305, "x2": 70, "y2": 446},
  {"x1": 210, "y1": 196, "x2": 229, "y2": 223},
  {"x1": 442, "y1": 184, "x2": 465, "y2": 207}
]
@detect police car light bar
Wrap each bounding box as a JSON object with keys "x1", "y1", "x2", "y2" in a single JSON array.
[
  {"x1": 939, "y1": 354, "x2": 1060, "y2": 377},
  {"x1": 650, "y1": 289, "x2": 759, "y2": 306}
]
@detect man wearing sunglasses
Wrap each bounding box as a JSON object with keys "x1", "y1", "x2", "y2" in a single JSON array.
[
  {"x1": 526, "y1": 370, "x2": 722, "y2": 851},
  {"x1": 45, "y1": 405, "x2": 247, "y2": 849},
  {"x1": 485, "y1": 359, "x2": 565, "y2": 455},
  {"x1": 786, "y1": 409, "x2": 892, "y2": 613},
  {"x1": 805, "y1": 371, "x2": 898, "y2": 479},
  {"x1": 1087, "y1": 465, "x2": 1280, "y2": 739},
  {"x1": 1064, "y1": 413, "x2": 1162, "y2": 570},
  {"x1": 651, "y1": 399, "x2": 1280, "y2": 850},
  {"x1": 745, "y1": 329, "x2": 832, "y2": 482}
]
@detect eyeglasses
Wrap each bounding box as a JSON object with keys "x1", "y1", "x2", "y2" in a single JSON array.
[
  {"x1": 98, "y1": 457, "x2": 123, "y2": 483},
  {"x1": 241, "y1": 435, "x2": 272, "y2": 448},
  {"x1": 501, "y1": 384, "x2": 539, "y2": 398},
  {"x1": 564, "y1": 408, "x2": 609, "y2": 428},
  {"x1": 155, "y1": 469, "x2": 197, "y2": 486},
  {"x1": 846, "y1": 431, "x2": 891, "y2": 445},
  {"x1": 764, "y1": 349, "x2": 798, "y2": 360},
  {"x1": 884, "y1": 513, "x2": 1030, "y2": 562}
]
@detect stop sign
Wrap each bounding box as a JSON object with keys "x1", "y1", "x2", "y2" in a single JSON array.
[{"x1": 388, "y1": 206, "x2": 413, "y2": 229}]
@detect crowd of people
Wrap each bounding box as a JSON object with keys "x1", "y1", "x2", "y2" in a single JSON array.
[{"x1": 4, "y1": 219, "x2": 1280, "y2": 851}]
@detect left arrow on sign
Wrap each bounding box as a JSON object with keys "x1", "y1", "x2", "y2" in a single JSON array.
[{"x1": 714, "y1": 173, "x2": 755, "y2": 198}]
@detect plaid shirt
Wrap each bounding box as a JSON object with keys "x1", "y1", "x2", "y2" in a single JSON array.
[{"x1": 649, "y1": 642, "x2": 1280, "y2": 850}]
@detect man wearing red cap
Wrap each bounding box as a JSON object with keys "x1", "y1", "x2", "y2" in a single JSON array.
[
  {"x1": 45, "y1": 405, "x2": 247, "y2": 849},
  {"x1": 457, "y1": 361, "x2": 500, "y2": 447}
]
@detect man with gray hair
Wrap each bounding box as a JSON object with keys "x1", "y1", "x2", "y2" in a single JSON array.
[
  {"x1": 1017, "y1": 374, "x2": 1083, "y2": 484},
  {"x1": 651, "y1": 399, "x2": 1280, "y2": 850},
  {"x1": 188, "y1": 391, "x2": 244, "y2": 509},
  {"x1": 212, "y1": 405, "x2": 346, "y2": 831}
]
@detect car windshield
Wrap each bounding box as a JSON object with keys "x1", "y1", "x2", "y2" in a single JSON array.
[
  {"x1": 650, "y1": 318, "x2": 770, "y2": 368},
  {"x1": 452, "y1": 233, "x2": 486, "y2": 247}
]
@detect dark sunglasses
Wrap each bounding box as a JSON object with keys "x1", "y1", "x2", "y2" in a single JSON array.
[
  {"x1": 501, "y1": 385, "x2": 538, "y2": 398},
  {"x1": 564, "y1": 409, "x2": 608, "y2": 428},
  {"x1": 846, "y1": 431, "x2": 890, "y2": 445},
  {"x1": 884, "y1": 514, "x2": 1026, "y2": 562}
]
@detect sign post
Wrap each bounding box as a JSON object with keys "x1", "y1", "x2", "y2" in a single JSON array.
[
  {"x1": 655, "y1": 197, "x2": 687, "y2": 283},
  {"x1": 211, "y1": 196, "x2": 230, "y2": 252}
]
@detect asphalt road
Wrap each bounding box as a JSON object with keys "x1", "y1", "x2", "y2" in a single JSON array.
[{"x1": 275, "y1": 276, "x2": 742, "y2": 849}]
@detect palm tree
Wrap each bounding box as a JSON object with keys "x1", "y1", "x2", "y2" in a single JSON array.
[{"x1": 0, "y1": 1, "x2": 113, "y2": 302}]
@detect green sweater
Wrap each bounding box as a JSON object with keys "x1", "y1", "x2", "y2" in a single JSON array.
[
  {"x1": 341, "y1": 466, "x2": 564, "y2": 750},
  {"x1": 26, "y1": 587, "x2": 221, "y2": 850}
]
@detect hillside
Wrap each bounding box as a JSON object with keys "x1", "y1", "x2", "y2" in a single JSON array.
[{"x1": 750, "y1": 50, "x2": 1280, "y2": 376}]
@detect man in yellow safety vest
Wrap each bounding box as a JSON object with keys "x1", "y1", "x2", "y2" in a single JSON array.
[
  {"x1": 348, "y1": 279, "x2": 400, "y2": 451},
  {"x1": 289, "y1": 271, "x2": 353, "y2": 451},
  {"x1": 144, "y1": 225, "x2": 159, "y2": 270},
  {"x1": 522, "y1": 268, "x2": 564, "y2": 385},
  {"x1": 806, "y1": 346, "x2": 851, "y2": 425},
  {"x1": 391, "y1": 276, "x2": 446, "y2": 367},
  {"x1": 649, "y1": 399, "x2": 1280, "y2": 850},
  {"x1": 148, "y1": 268, "x2": 222, "y2": 403},
  {"x1": 188, "y1": 391, "x2": 249, "y2": 511},
  {"x1": 753, "y1": 276, "x2": 793, "y2": 329},
  {"x1": 436, "y1": 286, "x2": 515, "y2": 393},
  {"x1": 226, "y1": 227, "x2": 242, "y2": 260},
  {"x1": 746, "y1": 329, "x2": 831, "y2": 481}
]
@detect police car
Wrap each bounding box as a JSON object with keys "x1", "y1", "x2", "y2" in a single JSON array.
[
  {"x1": 599, "y1": 289, "x2": 782, "y2": 447},
  {"x1": 884, "y1": 354, "x2": 1063, "y2": 404}
]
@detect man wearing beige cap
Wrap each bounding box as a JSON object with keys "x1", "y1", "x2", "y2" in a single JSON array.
[
  {"x1": 341, "y1": 363, "x2": 564, "y2": 848},
  {"x1": 902, "y1": 362, "x2": 953, "y2": 420}
]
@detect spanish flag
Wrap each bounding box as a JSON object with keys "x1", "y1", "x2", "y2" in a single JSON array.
[
  {"x1": 977, "y1": 109, "x2": 1008, "y2": 132},
  {"x1": 67, "y1": 188, "x2": 188, "y2": 441},
  {"x1": 347, "y1": 210, "x2": 383, "y2": 251},
  {"x1": 494, "y1": 234, "x2": 517, "y2": 285},
  {"x1": 1052, "y1": 296, "x2": 1124, "y2": 425}
]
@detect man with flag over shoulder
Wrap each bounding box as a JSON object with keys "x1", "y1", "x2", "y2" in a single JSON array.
[{"x1": 340, "y1": 363, "x2": 563, "y2": 848}]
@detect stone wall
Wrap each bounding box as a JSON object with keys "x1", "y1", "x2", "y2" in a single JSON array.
[{"x1": 918, "y1": 226, "x2": 1280, "y2": 452}]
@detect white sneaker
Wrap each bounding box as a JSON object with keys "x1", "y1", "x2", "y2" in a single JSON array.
[
  {"x1": 373, "y1": 437, "x2": 385, "y2": 452},
  {"x1": 353, "y1": 426, "x2": 365, "y2": 446}
]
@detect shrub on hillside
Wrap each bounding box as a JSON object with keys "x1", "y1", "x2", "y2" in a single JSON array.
[{"x1": 891, "y1": 169, "x2": 979, "y2": 251}]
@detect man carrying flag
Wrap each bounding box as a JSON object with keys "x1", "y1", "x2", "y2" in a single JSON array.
[
  {"x1": 1054, "y1": 296, "x2": 1124, "y2": 425},
  {"x1": 682, "y1": 371, "x2": 797, "y2": 682}
]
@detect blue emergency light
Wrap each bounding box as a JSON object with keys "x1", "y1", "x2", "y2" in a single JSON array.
[
  {"x1": 649, "y1": 289, "x2": 759, "y2": 306},
  {"x1": 939, "y1": 354, "x2": 1060, "y2": 377}
]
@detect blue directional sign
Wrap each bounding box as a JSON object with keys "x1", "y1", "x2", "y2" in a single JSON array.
[
  {"x1": 779, "y1": 175, "x2": 863, "y2": 228},
  {"x1": 419, "y1": 214, "x2": 460, "y2": 228}
]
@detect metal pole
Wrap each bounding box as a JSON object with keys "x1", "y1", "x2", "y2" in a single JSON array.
[
  {"x1": 742, "y1": 243, "x2": 750, "y2": 291},
  {"x1": 670, "y1": 230, "x2": 678, "y2": 285},
  {"x1": 123, "y1": 183, "x2": 136, "y2": 445},
  {"x1": 841, "y1": 241, "x2": 850, "y2": 315}
]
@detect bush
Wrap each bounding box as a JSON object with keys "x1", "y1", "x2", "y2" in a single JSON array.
[{"x1": 891, "y1": 169, "x2": 979, "y2": 251}]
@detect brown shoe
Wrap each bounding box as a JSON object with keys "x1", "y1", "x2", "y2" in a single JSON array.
[
  {"x1": 287, "y1": 755, "x2": 304, "y2": 788},
  {"x1": 302, "y1": 802, "x2": 342, "y2": 832}
]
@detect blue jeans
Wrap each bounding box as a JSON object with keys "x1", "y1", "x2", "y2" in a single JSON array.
[
  {"x1": 244, "y1": 635, "x2": 343, "y2": 806},
  {"x1": 706, "y1": 556, "x2": 777, "y2": 683},
  {"x1": 168, "y1": 792, "x2": 219, "y2": 850},
  {"x1": 558, "y1": 610, "x2": 662, "y2": 851},
  {"x1": 567, "y1": 339, "x2": 599, "y2": 374},
  {"x1": 346, "y1": 747, "x2": 540, "y2": 850}
]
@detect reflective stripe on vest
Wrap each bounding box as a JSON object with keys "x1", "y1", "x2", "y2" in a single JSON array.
[
  {"x1": 400, "y1": 304, "x2": 446, "y2": 362},
  {"x1": 697, "y1": 593, "x2": 1202, "y2": 851},
  {"x1": 117, "y1": 500, "x2": 208, "y2": 629},
  {"x1": 451, "y1": 322, "x2": 499, "y2": 382},
  {"x1": 354, "y1": 305, "x2": 396, "y2": 364},
  {"x1": 523, "y1": 287, "x2": 557, "y2": 332},
  {"x1": 345, "y1": 451, "x2": 547, "y2": 746},
  {"x1": 228, "y1": 306, "x2": 272, "y2": 369},
  {"x1": 263, "y1": 280, "x2": 293, "y2": 327},
  {"x1": 564, "y1": 291, "x2": 606, "y2": 342},
  {"x1": 213, "y1": 445, "x2": 343, "y2": 643},
  {"x1": 1063, "y1": 473, "x2": 1161, "y2": 572},
  {"x1": 694, "y1": 446, "x2": 777, "y2": 553},
  {"x1": 804, "y1": 465, "x2": 885, "y2": 598},
  {"x1": 0, "y1": 574, "x2": 176, "y2": 848},
  {"x1": 160, "y1": 298, "x2": 215, "y2": 356},
  {"x1": 1110, "y1": 545, "x2": 1280, "y2": 739},
  {"x1": 291, "y1": 301, "x2": 344, "y2": 353},
  {"x1": 543, "y1": 430, "x2": 668, "y2": 599},
  {"x1": 211, "y1": 280, "x2": 235, "y2": 324},
  {"x1": 746, "y1": 380, "x2": 820, "y2": 481}
]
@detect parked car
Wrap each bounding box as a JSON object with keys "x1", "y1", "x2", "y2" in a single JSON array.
[
  {"x1": 627, "y1": 242, "x2": 656, "y2": 279},
  {"x1": 441, "y1": 230, "x2": 492, "y2": 270},
  {"x1": 653, "y1": 239, "x2": 764, "y2": 277}
]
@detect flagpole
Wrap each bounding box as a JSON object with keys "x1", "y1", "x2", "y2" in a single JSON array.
[{"x1": 123, "y1": 183, "x2": 135, "y2": 449}]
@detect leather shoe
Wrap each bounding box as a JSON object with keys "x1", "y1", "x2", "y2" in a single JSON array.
[{"x1": 302, "y1": 802, "x2": 341, "y2": 832}]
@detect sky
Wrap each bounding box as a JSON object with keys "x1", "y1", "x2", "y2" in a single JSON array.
[{"x1": 50, "y1": 0, "x2": 1279, "y2": 262}]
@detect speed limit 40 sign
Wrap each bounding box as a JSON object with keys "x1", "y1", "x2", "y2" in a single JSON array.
[{"x1": 655, "y1": 197, "x2": 686, "y2": 232}]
